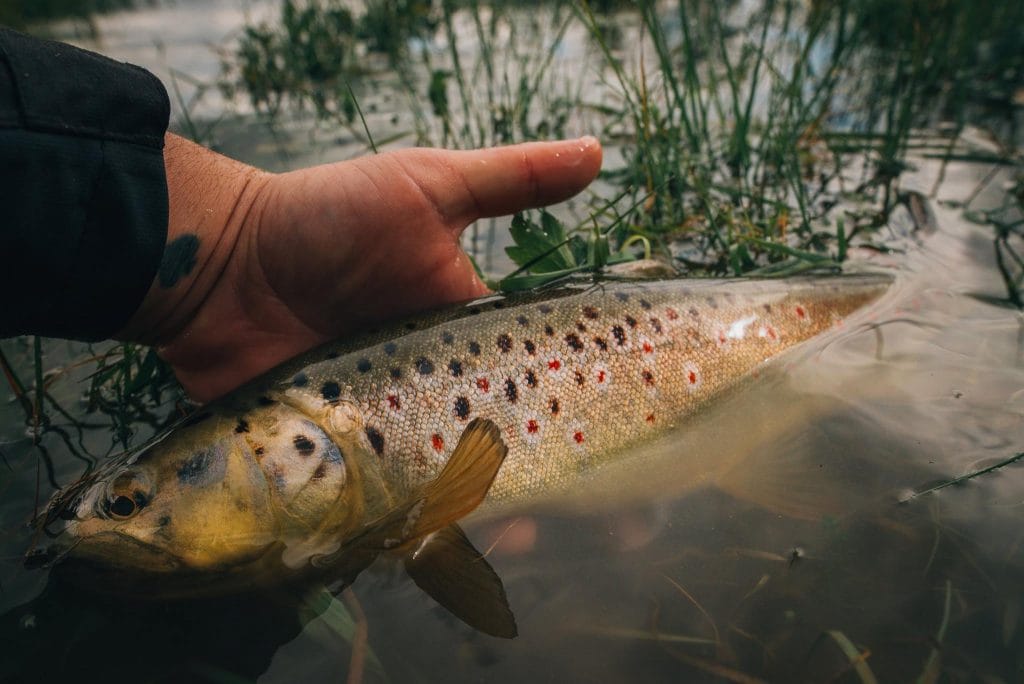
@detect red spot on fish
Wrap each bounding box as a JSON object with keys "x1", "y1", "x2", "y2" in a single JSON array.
[
  {"x1": 476, "y1": 377, "x2": 490, "y2": 392},
  {"x1": 666, "y1": 308, "x2": 679, "y2": 320},
  {"x1": 766, "y1": 326, "x2": 777, "y2": 340},
  {"x1": 795, "y1": 305, "x2": 807, "y2": 319},
  {"x1": 573, "y1": 431, "x2": 585, "y2": 444},
  {"x1": 642, "y1": 341, "x2": 653, "y2": 354},
  {"x1": 526, "y1": 419, "x2": 539, "y2": 434},
  {"x1": 597, "y1": 370, "x2": 606, "y2": 383},
  {"x1": 547, "y1": 359, "x2": 561, "y2": 371},
  {"x1": 431, "y1": 434, "x2": 444, "y2": 451},
  {"x1": 717, "y1": 330, "x2": 727, "y2": 345},
  {"x1": 387, "y1": 394, "x2": 400, "y2": 410},
  {"x1": 646, "y1": 413, "x2": 655, "y2": 423},
  {"x1": 688, "y1": 370, "x2": 697, "y2": 384}
]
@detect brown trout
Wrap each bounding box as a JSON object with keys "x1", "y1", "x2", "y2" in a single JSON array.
[{"x1": 38, "y1": 274, "x2": 889, "y2": 636}]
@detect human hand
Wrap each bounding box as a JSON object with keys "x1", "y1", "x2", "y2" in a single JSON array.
[{"x1": 118, "y1": 134, "x2": 602, "y2": 402}]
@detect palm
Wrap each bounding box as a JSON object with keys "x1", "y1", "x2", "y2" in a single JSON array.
[{"x1": 160, "y1": 141, "x2": 601, "y2": 401}]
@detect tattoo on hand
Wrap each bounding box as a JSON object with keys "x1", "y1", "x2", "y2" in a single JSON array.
[{"x1": 159, "y1": 234, "x2": 200, "y2": 288}]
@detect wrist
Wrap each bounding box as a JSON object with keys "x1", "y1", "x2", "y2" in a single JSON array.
[{"x1": 116, "y1": 133, "x2": 272, "y2": 345}]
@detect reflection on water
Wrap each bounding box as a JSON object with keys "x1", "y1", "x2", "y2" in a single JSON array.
[{"x1": 2, "y1": 2, "x2": 1024, "y2": 683}]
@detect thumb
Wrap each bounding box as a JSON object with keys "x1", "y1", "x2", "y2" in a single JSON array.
[{"x1": 388, "y1": 136, "x2": 603, "y2": 226}]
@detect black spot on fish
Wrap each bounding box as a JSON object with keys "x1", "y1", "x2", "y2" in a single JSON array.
[
  {"x1": 516, "y1": 315, "x2": 529, "y2": 327},
  {"x1": 254, "y1": 446, "x2": 265, "y2": 456},
  {"x1": 356, "y1": 358, "x2": 372, "y2": 373},
  {"x1": 157, "y1": 515, "x2": 171, "y2": 527},
  {"x1": 642, "y1": 370, "x2": 655, "y2": 386},
  {"x1": 612, "y1": 325, "x2": 627, "y2": 345},
  {"x1": 323, "y1": 443, "x2": 343, "y2": 463},
  {"x1": 497, "y1": 334, "x2": 513, "y2": 353},
  {"x1": 292, "y1": 372, "x2": 309, "y2": 387},
  {"x1": 384, "y1": 342, "x2": 398, "y2": 355},
  {"x1": 689, "y1": 307, "x2": 700, "y2": 319},
  {"x1": 442, "y1": 332, "x2": 455, "y2": 345},
  {"x1": 293, "y1": 435, "x2": 316, "y2": 456},
  {"x1": 576, "y1": 321, "x2": 587, "y2": 332},
  {"x1": 625, "y1": 315, "x2": 638, "y2": 328},
  {"x1": 763, "y1": 303, "x2": 772, "y2": 313},
  {"x1": 650, "y1": 318, "x2": 663, "y2": 334},
  {"x1": 448, "y1": 359, "x2": 463, "y2": 377},
  {"x1": 524, "y1": 339, "x2": 536, "y2": 355},
  {"x1": 468, "y1": 307, "x2": 482, "y2": 315},
  {"x1": 705, "y1": 297, "x2": 718, "y2": 309},
  {"x1": 177, "y1": 448, "x2": 218, "y2": 485},
  {"x1": 365, "y1": 427, "x2": 385, "y2": 456},
  {"x1": 234, "y1": 419, "x2": 250, "y2": 434},
  {"x1": 312, "y1": 463, "x2": 328, "y2": 480},
  {"x1": 549, "y1": 397, "x2": 560, "y2": 415},
  {"x1": 593, "y1": 336, "x2": 608, "y2": 351},
  {"x1": 539, "y1": 304, "x2": 553, "y2": 314},
  {"x1": 565, "y1": 333, "x2": 584, "y2": 352},
  {"x1": 615, "y1": 291, "x2": 629, "y2": 302},
  {"x1": 574, "y1": 371, "x2": 585, "y2": 387},
  {"x1": 453, "y1": 396, "x2": 471, "y2": 420},
  {"x1": 640, "y1": 299, "x2": 652, "y2": 310},
  {"x1": 544, "y1": 325, "x2": 555, "y2": 337},
  {"x1": 504, "y1": 378, "x2": 518, "y2": 403},
  {"x1": 468, "y1": 341, "x2": 481, "y2": 356},
  {"x1": 257, "y1": 396, "x2": 275, "y2": 407},
  {"x1": 181, "y1": 411, "x2": 212, "y2": 428},
  {"x1": 321, "y1": 382, "x2": 341, "y2": 402},
  {"x1": 415, "y1": 357, "x2": 435, "y2": 375},
  {"x1": 390, "y1": 367, "x2": 403, "y2": 380},
  {"x1": 493, "y1": 301, "x2": 506, "y2": 309},
  {"x1": 583, "y1": 305, "x2": 599, "y2": 319},
  {"x1": 326, "y1": 351, "x2": 340, "y2": 359},
  {"x1": 525, "y1": 370, "x2": 538, "y2": 388}
]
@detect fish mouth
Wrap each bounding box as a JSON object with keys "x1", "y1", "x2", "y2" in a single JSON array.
[{"x1": 24, "y1": 529, "x2": 183, "y2": 574}]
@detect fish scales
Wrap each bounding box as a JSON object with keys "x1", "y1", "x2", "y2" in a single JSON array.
[{"x1": 272, "y1": 275, "x2": 888, "y2": 504}]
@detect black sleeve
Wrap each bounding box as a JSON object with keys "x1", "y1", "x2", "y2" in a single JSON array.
[{"x1": 0, "y1": 27, "x2": 169, "y2": 341}]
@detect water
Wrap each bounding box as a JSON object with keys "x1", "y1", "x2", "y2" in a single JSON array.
[{"x1": 2, "y1": 2, "x2": 1024, "y2": 682}]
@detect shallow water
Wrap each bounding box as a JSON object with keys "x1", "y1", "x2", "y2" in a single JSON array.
[{"x1": 2, "y1": 3, "x2": 1024, "y2": 682}]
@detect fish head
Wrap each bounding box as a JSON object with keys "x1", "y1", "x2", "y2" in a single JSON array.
[{"x1": 36, "y1": 398, "x2": 366, "y2": 589}]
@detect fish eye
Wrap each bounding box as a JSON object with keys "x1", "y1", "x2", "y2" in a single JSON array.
[
  {"x1": 108, "y1": 495, "x2": 138, "y2": 519},
  {"x1": 103, "y1": 471, "x2": 152, "y2": 520}
]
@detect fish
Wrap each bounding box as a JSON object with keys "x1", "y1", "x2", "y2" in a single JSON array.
[{"x1": 36, "y1": 274, "x2": 890, "y2": 637}]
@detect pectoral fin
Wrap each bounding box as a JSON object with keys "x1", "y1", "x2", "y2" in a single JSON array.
[
  {"x1": 404, "y1": 525, "x2": 517, "y2": 638},
  {"x1": 407, "y1": 417, "x2": 509, "y2": 537},
  {"x1": 312, "y1": 418, "x2": 508, "y2": 603}
]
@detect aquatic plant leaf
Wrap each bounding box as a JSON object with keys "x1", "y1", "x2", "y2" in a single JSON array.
[
  {"x1": 823, "y1": 630, "x2": 878, "y2": 684},
  {"x1": 506, "y1": 211, "x2": 578, "y2": 273}
]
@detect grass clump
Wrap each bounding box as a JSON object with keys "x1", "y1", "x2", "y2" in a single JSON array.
[{"x1": 220, "y1": 0, "x2": 363, "y2": 125}]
